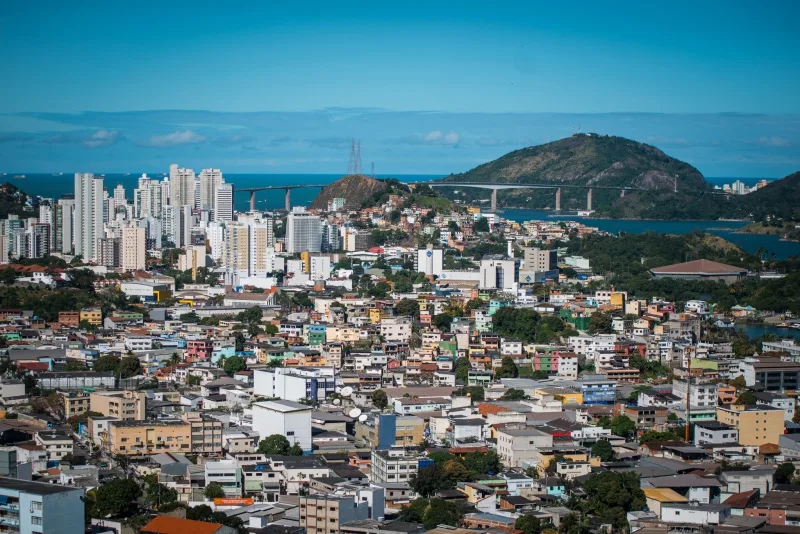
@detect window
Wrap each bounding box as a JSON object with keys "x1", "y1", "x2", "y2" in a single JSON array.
[
  {"x1": 31, "y1": 516, "x2": 43, "y2": 526},
  {"x1": 31, "y1": 501, "x2": 43, "y2": 511}
]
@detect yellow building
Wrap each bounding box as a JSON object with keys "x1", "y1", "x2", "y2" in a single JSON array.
[
  {"x1": 715, "y1": 404, "x2": 785, "y2": 446},
  {"x1": 533, "y1": 446, "x2": 593, "y2": 476},
  {"x1": 535, "y1": 388, "x2": 582, "y2": 405},
  {"x1": 90, "y1": 390, "x2": 146, "y2": 421},
  {"x1": 369, "y1": 308, "x2": 382, "y2": 324},
  {"x1": 326, "y1": 326, "x2": 362, "y2": 343},
  {"x1": 610, "y1": 292, "x2": 626, "y2": 308},
  {"x1": 80, "y1": 309, "x2": 102, "y2": 325},
  {"x1": 107, "y1": 420, "x2": 191, "y2": 456},
  {"x1": 355, "y1": 415, "x2": 424, "y2": 449},
  {"x1": 60, "y1": 392, "x2": 90, "y2": 418}
]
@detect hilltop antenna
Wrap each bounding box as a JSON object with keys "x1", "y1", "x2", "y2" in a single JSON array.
[
  {"x1": 347, "y1": 138, "x2": 363, "y2": 175},
  {"x1": 371, "y1": 162, "x2": 375, "y2": 180},
  {"x1": 355, "y1": 141, "x2": 362, "y2": 175}
]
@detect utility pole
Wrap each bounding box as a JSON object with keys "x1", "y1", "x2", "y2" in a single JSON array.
[{"x1": 685, "y1": 356, "x2": 691, "y2": 442}]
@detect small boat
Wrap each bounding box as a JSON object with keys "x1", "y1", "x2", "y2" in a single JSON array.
[{"x1": 776, "y1": 323, "x2": 790, "y2": 328}]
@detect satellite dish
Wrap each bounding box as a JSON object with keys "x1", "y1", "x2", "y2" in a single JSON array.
[
  {"x1": 340, "y1": 387, "x2": 353, "y2": 397},
  {"x1": 349, "y1": 408, "x2": 362, "y2": 419},
  {"x1": 332, "y1": 398, "x2": 341, "y2": 405},
  {"x1": 358, "y1": 414, "x2": 368, "y2": 422}
]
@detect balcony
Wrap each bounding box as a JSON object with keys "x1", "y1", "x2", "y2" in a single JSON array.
[
  {"x1": 0, "y1": 516, "x2": 20, "y2": 527},
  {"x1": 0, "y1": 504, "x2": 19, "y2": 513}
]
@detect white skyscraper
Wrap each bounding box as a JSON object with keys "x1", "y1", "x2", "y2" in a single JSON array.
[
  {"x1": 74, "y1": 173, "x2": 105, "y2": 261},
  {"x1": 169, "y1": 164, "x2": 196, "y2": 207},
  {"x1": 213, "y1": 183, "x2": 234, "y2": 222},
  {"x1": 121, "y1": 226, "x2": 146, "y2": 272},
  {"x1": 199, "y1": 168, "x2": 224, "y2": 210},
  {"x1": 113, "y1": 184, "x2": 127, "y2": 211},
  {"x1": 285, "y1": 207, "x2": 321, "y2": 253}
]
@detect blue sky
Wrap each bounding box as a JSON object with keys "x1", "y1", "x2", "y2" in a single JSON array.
[{"x1": 1, "y1": 1, "x2": 798, "y2": 176}]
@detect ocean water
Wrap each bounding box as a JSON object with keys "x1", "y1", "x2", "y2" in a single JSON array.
[{"x1": 4, "y1": 173, "x2": 795, "y2": 258}]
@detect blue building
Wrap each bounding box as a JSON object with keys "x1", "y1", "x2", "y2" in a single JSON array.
[{"x1": 581, "y1": 379, "x2": 617, "y2": 405}]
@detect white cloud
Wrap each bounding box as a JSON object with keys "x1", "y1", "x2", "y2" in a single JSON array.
[
  {"x1": 423, "y1": 130, "x2": 460, "y2": 146},
  {"x1": 756, "y1": 136, "x2": 791, "y2": 148},
  {"x1": 144, "y1": 129, "x2": 207, "y2": 147},
  {"x1": 82, "y1": 129, "x2": 119, "y2": 148}
]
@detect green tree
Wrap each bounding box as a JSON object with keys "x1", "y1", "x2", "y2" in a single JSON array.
[
  {"x1": 234, "y1": 331, "x2": 246, "y2": 352},
  {"x1": 730, "y1": 376, "x2": 746, "y2": 389},
  {"x1": 423, "y1": 499, "x2": 465, "y2": 530},
  {"x1": 93, "y1": 478, "x2": 142, "y2": 518},
  {"x1": 204, "y1": 482, "x2": 225, "y2": 500},
  {"x1": 288, "y1": 443, "x2": 304, "y2": 456},
  {"x1": 93, "y1": 355, "x2": 121, "y2": 372},
  {"x1": 609, "y1": 415, "x2": 636, "y2": 438},
  {"x1": 454, "y1": 357, "x2": 471, "y2": 383},
  {"x1": 578, "y1": 471, "x2": 646, "y2": 529},
  {"x1": 774, "y1": 462, "x2": 796, "y2": 485},
  {"x1": 442, "y1": 460, "x2": 471, "y2": 485},
  {"x1": 588, "y1": 312, "x2": 613, "y2": 334},
  {"x1": 496, "y1": 357, "x2": 519, "y2": 379},
  {"x1": 516, "y1": 515, "x2": 544, "y2": 534},
  {"x1": 146, "y1": 483, "x2": 178, "y2": 508},
  {"x1": 433, "y1": 313, "x2": 453, "y2": 330},
  {"x1": 258, "y1": 434, "x2": 291, "y2": 455},
  {"x1": 372, "y1": 389, "x2": 389, "y2": 410},
  {"x1": 396, "y1": 298, "x2": 420, "y2": 318},
  {"x1": 222, "y1": 356, "x2": 247, "y2": 375},
  {"x1": 502, "y1": 388, "x2": 526, "y2": 400},
  {"x1": 735, "y1": 391, "x2": 757, "y2": 405},
  {"x1": 591, "y1": 440, "x2": 615, "y2": 462},
  {"x1": 118, "y1": 356, "x2": 142, "y2": 379},
  {"x1": 463, "y1": 451, "x2": 503, "y2": 477},
  {"x1": 410, "y1": 465, "x2": 443, "y2": 498},
  {"x1": 639, "y1": 430, "x2": 682, "y2": 444},
  {"x1": 474, "y1": 217, "x2": 490, "y2": 233}
]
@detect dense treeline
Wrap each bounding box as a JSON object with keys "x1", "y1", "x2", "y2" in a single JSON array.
[
  {"x1": 567, "y1": 232, "x2": 800, "y2": 313},
  {"x1": 492, "y1": 307, "x2": 578, "y2": 343},
  {"x1": 566, "y1": 231, "x2": 761, "y2": 275}
]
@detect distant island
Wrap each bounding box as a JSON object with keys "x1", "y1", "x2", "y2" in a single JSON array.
[{"x1": 434, "y1": 134, "x2": 800, "y2": 221}]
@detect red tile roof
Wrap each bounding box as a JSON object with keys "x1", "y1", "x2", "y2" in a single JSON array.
[
  {"x1": 141, "y1": 516, "x2": 224, "y2": 534},
  {"x1": 650, "y1": 259, "x2": 747, "y2": 275}
]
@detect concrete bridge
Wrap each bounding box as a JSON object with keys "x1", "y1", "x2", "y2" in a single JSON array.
[
  {"x1": 405, "y1": 181, "x2": 651, "y2": 212},
  {"x1": 235, "y1": 178, "x2": 684, "y2": 213},
  {"x1": 235, "y1": 184, "x2": 327, "y2": 212}
]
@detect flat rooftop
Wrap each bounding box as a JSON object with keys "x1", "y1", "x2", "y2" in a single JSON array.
[{"x1": 0, "y1": 476, "x2": 82, "y2": 495}]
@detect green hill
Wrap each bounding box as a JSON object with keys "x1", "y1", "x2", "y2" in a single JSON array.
[{"x1": 437, "y1": 134, "x2": 799, "y2": 220}]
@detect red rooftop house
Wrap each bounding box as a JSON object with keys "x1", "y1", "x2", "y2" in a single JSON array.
[{"x1": 187, "y1": 339, "x2": 213, "y2": 361}]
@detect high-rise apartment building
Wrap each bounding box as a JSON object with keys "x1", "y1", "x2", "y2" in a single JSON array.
[
  {"x1": 249, "y1": 222, "x2": 276, "y2": 276},
  {"x1": 168, "y1": 164, "x2": 196, "y2": 207},
  {"x1": 213, "y1": 183, "x2": 233, "y2": 221},
  {"x1": 55, "y1": 196, "x2": 75, "y2": 254},
  {"x1": 99, "y1": 237, "x2": 121, "y2": 268},
  {"x1": 74, "y1": 173, "x2": 105, "y2": 262},
  {"x1": 121, "y1": 226, "x2": 146, "y2": 272},
  {"x1": 225, "y1": 223, "x2": 250, "y2": 276},
  {"x1": 199, "y1": 168, "x2": 223, "y2": 210},
  {"x1": 286, "y1": 207, "x2": 321, "y2": 253},
  {"x1": 113, "y1": 184, "x2": 127, "y2": 211}
]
